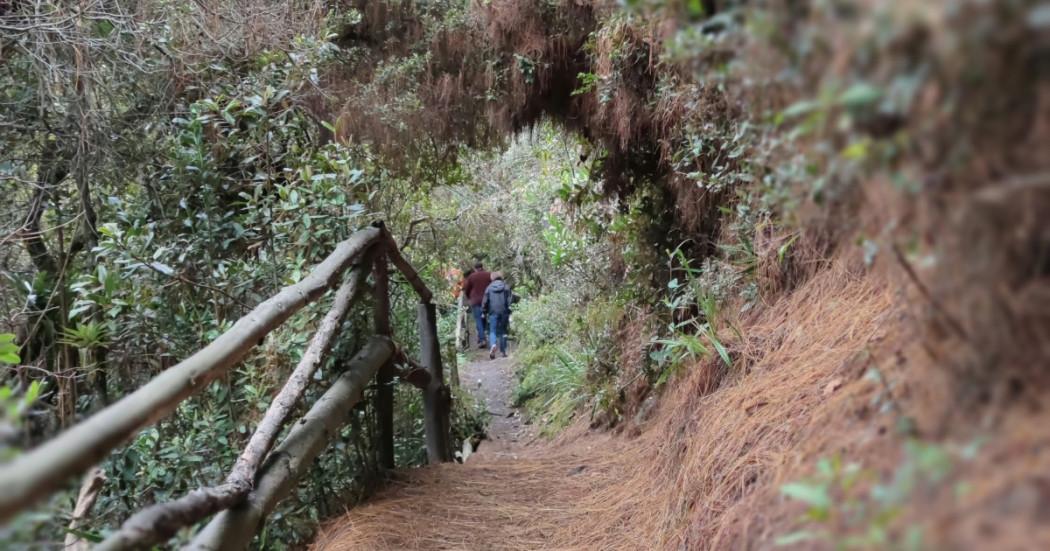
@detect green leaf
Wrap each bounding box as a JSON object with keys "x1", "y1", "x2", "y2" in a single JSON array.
[
  {"x1": 780, "y1": 482, "x2": 831, "y2": 510},
  {"x1": 64, "y1": 527, "x2": 103, "y2": 543},
  {"x1": 678, "y1": 334, "x2": 709, "y2": 358},
  {"x1": 0, "y1": 334, "x2": 19, "y2": 365},
  {"x1": 709, "y1": 333, "x2": 731, "y2": 367},
  {"x1": 94, "y1": 19, "x2": 114, "y2": 38},
  {"x1": 780, "y1": 100, "x2": 820, "y2": 120},
  {"x1": 778, "y1": 235, "x2": 799, "y2": 263},
  {"x1": 23, "y1": 381, "x2": 41, "y2": 407},
  {"x1": 838, "y1": 82, "x2": 882, "y2": 110},
  {"x1": 775, "y1": 530, "x2": 822, "y2": 546},
  {"x1": 841, "y1": 139, "x2": 870, "y2": 161}
]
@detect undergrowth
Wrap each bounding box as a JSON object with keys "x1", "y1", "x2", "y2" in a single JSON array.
[{"x1": 511, "y1": 289, "x2": 626, "y2": 433}]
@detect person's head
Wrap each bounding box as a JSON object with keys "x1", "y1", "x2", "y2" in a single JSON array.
[
  {"x1": 474, "y1": 260, "x2": 484, "y2": 270},
  {"x1": 491, "y1": 271, "x2": 503, "y2": 281}
]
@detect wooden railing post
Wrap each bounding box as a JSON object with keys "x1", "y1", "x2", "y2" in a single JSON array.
[
  {"x1": 372, "y1": 237, "x2": 396, "y2": 470},
  {"x1": 418, "y1": 302, "x2": 453, "y2": 463},
  {"x1": 95, "y1": 261, "x2": 375, "y2": 550},
  {"x1": 0, "y1": 221, "x2": 460, "y2": 547},
  {"x1": 450, "y1": 293, "x2": 464, "y2": 388}
]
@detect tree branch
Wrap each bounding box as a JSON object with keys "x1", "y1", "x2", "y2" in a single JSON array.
[{"x1": 63, "y1": 467, "x2": 106, "y2": 551}]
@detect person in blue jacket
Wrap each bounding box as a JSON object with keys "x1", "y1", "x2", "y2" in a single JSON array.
[{"x1": 482, "y1": 271, "x2": 513, "y2": 359}]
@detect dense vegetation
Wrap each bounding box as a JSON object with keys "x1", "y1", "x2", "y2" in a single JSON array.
[{"x1": 2, "y1": 0, "x2": 1046, "y2": 548}]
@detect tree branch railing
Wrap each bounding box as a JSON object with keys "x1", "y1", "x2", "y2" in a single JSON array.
[{"x1": 0, "y1": 221, "x2": 454, "y2": 550}]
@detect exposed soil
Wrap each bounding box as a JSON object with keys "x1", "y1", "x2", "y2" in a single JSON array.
[{"x1": 459, "y1": 348, "x2": 536, "y2": 458}]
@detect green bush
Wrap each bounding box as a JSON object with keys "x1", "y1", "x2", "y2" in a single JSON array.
[
  {"x1": 513, "y1": 345, "x2": 586, "y2": 433},
  {"x1": 510, "y1": 291, "x2": 626, "y2": 431}
]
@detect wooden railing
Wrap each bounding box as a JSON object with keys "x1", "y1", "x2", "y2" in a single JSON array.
[{"x1": 0, "y1": 221, "x2": 454, "y2": 549}]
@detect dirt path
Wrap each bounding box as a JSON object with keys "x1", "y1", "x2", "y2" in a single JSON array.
[
  {"x1": 309, "y1": 351, "x2": 634, "y2": 551},
  {"x1": 459, "y1": 349, "x2": 535, "y2": 458}
]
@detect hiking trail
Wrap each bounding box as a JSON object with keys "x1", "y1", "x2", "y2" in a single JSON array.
[
  {"x1": 460, "y1": 349, "x2": 537, "y2": 459},
  {"x1": 307, "y1": 262, "x2": 910, "y2": 551},
  {"x1": 310, "y1": 349, "x2": 633, "y2": 550}
]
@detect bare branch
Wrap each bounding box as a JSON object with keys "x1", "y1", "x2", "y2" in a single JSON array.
[{"x1": 63, "y1": 467, "x2": 106, "y2": 551}]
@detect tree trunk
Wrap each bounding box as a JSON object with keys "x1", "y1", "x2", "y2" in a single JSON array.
[{"x1": 451, "y1": 292, "x2": 464, "y2": 387}]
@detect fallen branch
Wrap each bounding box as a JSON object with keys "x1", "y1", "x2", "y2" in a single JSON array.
[
  {"x1": 891, "y1": 244, "x2": 969, "y2": 341},
  {"x1": 974, "y1": 172, "x2": 1050, "y2": 204}
]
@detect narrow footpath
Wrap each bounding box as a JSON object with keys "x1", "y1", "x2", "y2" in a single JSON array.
[
  {"x1": 460, "y1": 349, "x2": 535, "y2": 458},
  {"x1": 311, "y1": 350, "x2": 635, "y2": 551}
]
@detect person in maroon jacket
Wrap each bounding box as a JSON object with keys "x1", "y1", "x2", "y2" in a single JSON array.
[{"x1": 461, "y1": 261, "x2": 491, "y2": 348}]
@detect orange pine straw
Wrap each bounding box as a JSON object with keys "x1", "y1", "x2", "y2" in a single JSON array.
[{"x1": 313, "y1": 258, "x2": 1050, "y2": 550}]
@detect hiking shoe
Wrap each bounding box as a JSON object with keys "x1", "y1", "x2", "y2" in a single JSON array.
[
  {"x1": 489, "y1": 345, "x2": 497, "y2": 360},
  {"x1": 478, "y1": 342, "x2": 486, "y2": 349},
  {"x1": 501, "y1": 351, "x2": 508, "y2": 358}
]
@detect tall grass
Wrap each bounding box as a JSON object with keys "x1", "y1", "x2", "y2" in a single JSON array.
[{"x1": 513, "y1": 345, "x2": 587, "y2": 432}]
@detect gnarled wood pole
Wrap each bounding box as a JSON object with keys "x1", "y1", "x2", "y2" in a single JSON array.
[
  {"x1": 418, "y1": 302, "x2": 453, "y2": 463},
  {"x1": 0, "y1": 227, "x2": 381, "y2": 523},
  {"x1": 188, "y1": 336, "x2": 395, "y2": 551},
  {"x1": 371, "y1": 238, "x2": 396, "y2": 469},
  {"x1": 381, "y1": 229, "x2": 433, "y2": 304},
  {"x1": 379, "y1": 224, "x2": 451, "y2": 462},
  {"x1": 94, "y1": 260, "x2": 374, "y2": 550}
]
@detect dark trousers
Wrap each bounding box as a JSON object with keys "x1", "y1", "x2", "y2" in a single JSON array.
[
  {"x1": 488, "y1": 311, "x2": 509, "y2": 355},
  {"x1": 472, "y1": 304, "x2": 486, "y2": 344}
]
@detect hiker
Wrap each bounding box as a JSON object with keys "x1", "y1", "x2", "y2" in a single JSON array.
[
  {"x1": 482, "y1": 271, "x2": 512, "y2": 359},
  {"x1": 461, "y1": 261, "x2": 491, "y2": 348}
]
